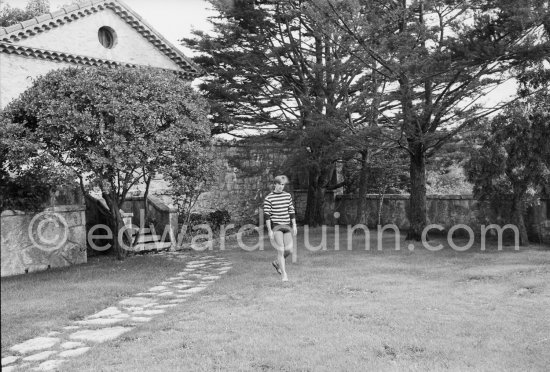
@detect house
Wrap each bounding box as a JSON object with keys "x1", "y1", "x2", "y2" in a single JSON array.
[{"x1": 0, "y1": 0, "x2": 200, "y2": 108}]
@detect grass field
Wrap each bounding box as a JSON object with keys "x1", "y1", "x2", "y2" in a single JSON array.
[{"x1": 2, "y1": 228, "x2": 549, "y2": 371}]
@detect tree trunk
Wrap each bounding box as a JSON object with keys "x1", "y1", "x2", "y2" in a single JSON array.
[
  {"x1": 378, "y1": 187, "x2": 386, "y2": 227},
  {"x1": 143, "y1": 173, "x2": 152, "y2": 228},
  {"x1": 103, "y1": 192, "x2": 126, "y2": 260},
  {"x1": 304, "y1": 167, "x2": 326, "y2": 227},
  {"x1": 511, "y1": 195, "x2": 530, "y2": 246},
  {"x1": 406, "y1": 146, "x2": 427, "y2": 241},
  {"x1": 355, "y1": 150, "x2": 369, "y2": 224}
]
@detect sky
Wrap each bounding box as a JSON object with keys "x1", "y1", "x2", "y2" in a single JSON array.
[{"x1": 0, "y1": 0, "x2": 217, "y2": 55}]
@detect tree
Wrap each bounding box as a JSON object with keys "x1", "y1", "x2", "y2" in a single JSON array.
[
  {"x1": 0, "y1": 0, "x2": 49, "y2": 27},
  {"x1": 316, "y1": 0, "x2": 550, "y2": 239},
  {"x1": 465, "y1": 90, "x2": 550, "y2": 245},
  {"x1": 184, "y1": 0, "x2": 371, "y2": 226},
  {"x1": 0, "y1": 66, "x2": 212, "y2": 259}
]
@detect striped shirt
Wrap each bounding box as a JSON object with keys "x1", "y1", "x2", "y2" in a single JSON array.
[{"x1": 263, "y1": 191, "x2": 296, "y2": 225}]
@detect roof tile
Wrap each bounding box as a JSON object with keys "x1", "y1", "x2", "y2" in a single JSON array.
[
  {"x1": 35, "y1": 14, "x2": 52, "y2": 23},
  {"x1": 64, "y1": 4, "x2": 80, "y2": 13},
  {"x1": 49, "y1": 9, "x2": 66, "y2": 18},
  {"x1": 20, "y1": 19, "x2": 38, "y2": 28},
  {"x1": 5, "y1": 24, "x2": 23, "y2": 33}
]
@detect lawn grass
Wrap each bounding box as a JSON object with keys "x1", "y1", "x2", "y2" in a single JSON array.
[
  {"x1": 2, "y1": 228, "x2": 549, "y2": 371},
  {"x1": 1, "y1": 253, "x2": 195, "y2": 354}
]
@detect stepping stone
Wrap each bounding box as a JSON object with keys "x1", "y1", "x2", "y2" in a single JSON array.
[
  {"x1": 124, "y1": 307, "x2": 143, "y2": 312},
  {"x1": 142, "y1": 303, "x2": 159, "y2": 308},
  {"x1": 63, "y1": 326, "x2": 80, "y2": 330},
  {"x1": 148, "y1": 286, "x2": 168, "y2": 292},
  {"x1": 60, "y1": 341, "x2": 86, "y2": 350},
  {"x1": 131, "y1": 309, "x2": 165, "y2": 316},
  {"x1": 202, "y1": 275, "x2": 221, "y2": 280},
  {"x1": 180, "y1": 287, "x2": 206, "y2": 294},
  {"x1": 168, "y1": 299, "x2": 187, "y2": 303},
  {"x1": 178, "y1": 279, "x2": 195, "y2": 284},
  {"x1": 167, "y1": 277, "x2": 183, "y2": 281},
  {"x1": 70, "y1": 327, "x2": 133, "y2": 343},
  {"x1": 155, "y1": 304, "x2": 177, "y2": 309},
  {"x1": 1, "y1": 356, "x2": 19, "y2": 366},
  {"x1": 46, "y1": 331, "x2": 61, "y2": 337},
  {"x1": 134, "y1": 292, "x2": 153, "y2": 297},
  {"x1": 172, "y1": 284, "x2": 191, "y2": 289},
  {"x1": 160, "y1": 281, "x2": 172, "y2": 285},
  {"x1": 119, "y1": 297, "x2": 156, "y2": 306},
  {"x1": 35, "y1": 359, "x2": 66, "y2": 371},
  {"x1": 23, "y1": 350, "x2": 57, "y2": 362},
  {"x1": 111, "y1": 313, "x2": 130, "y2": 319},
  {"x1": 156, "y1": 291, "x2": 175, "y2": 297},
  {"x1": 58, "y1": 347, "x2": 90, "y2": 358},
  {"x1": 76, "y1": 318, "x2": 124, "y2": 326},
  {"x1": 11, "y1": 337, "x2": 59, "y2": 354},
  {"x1": 130, "y1": 317, "x2": 151, "y2": 322},
  {"x1": 88, "y1": 307, "x2": 121, "y2": 319}
]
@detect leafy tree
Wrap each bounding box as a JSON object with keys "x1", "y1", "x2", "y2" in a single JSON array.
[
  {"x1": 0, "y1": 66, "x2": 211, "y2": 259},
  {"x1": 0, "y1": 0, "x2": 49, "y2": 27},
  {"x1": 183, "y1": 0, "x2": 371, "y2": 226},
  {"x1": 465, "y1": 90, "x2": 550, "y2": 245},
  {"x1": 315, "y1": 0, "x2": 550, "y2": 239}
]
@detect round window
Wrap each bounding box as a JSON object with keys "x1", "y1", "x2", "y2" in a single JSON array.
[{"x1": 98, "y1": 26, "x2": 116, "y2": 49}]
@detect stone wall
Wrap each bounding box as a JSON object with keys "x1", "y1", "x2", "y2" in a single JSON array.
[
  {"x1": 335, "y1": 194, "x2": 550, "y2": 243},
  {"x1": 1, "y1": 188, "x2": 87, "y2": 277},
  {"x1": 136, "y1": 142, "x2": 297, "y2": 225},
  {"x1": 193, "y1": 143, "x2": 294, "y2": 224}
]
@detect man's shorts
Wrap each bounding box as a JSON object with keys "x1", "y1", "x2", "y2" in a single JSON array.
[{"x1": 272, "y1": 223, "x2": 292, "y2": 233}]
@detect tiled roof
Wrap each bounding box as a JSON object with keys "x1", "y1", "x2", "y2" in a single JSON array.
[
  {"x1": 0, "y1": 42, "x2": 195, "y2": 79},
  {"x1": 0, "y1": 0, "x2": 201, "y2": 77}
]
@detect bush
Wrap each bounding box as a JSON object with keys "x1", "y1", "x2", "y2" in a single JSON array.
[
  {"x1": 206, "y1": 210, "x2": 231, "y2": 229},
  {"x1": 179, "y1": 209, "x2": 231, "y2": 233}
]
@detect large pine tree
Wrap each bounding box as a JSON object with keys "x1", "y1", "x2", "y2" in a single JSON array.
[{"x1": 184, "y1": 0, "x2": 372, "y2": 226}]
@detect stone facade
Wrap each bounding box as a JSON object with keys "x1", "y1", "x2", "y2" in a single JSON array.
[
  {"x1": 1, "y1": 189, "x2": 87, "y2": 277},
  {"x1": 335, "y1": 194, "x2": 550, "y2": 244}
]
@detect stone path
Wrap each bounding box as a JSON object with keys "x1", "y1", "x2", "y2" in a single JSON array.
[{"x1": 1, "y1": 252, "x2": 232, "y2": 372}]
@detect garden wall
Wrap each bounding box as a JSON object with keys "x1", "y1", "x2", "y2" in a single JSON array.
[
  {"x1": 1, "y1": 188, "x2": 87, "y2": 277},
  {"x1": 132, "y1": 142, "x2": 298, "y2": 226},
  {"x1": 334, "y1": 194, "x2": 550, "y2": 244}
]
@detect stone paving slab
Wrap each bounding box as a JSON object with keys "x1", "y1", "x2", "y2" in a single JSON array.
[
  {"x1": 23, "y1": 351, "x2": 57, "y2": 362},
  {"x1": 119, "y1": 297, "x2": 157, "y2": 307},
  {"x1": 58, "y1": 347, "x2": 90, "y2": 358},
  {"x1": 76, "y1": 318, "x2": 125, "y2": 326},
  {"x1": 10, "y1": 337, "x2": 60, "y2": 354},
  {"x1": 35, "y1": 359, "x2": 66, "y2": 371},
  {"x1": 2, "y1": 356, "x2": 19, "y2": 366},
  {"x1": 60, "y1": 341, "x2": 86, "y2": 350},
  {"x1": 88, "y1": 307, "x2": 121, "y2": 319},
  {"x1": 70, "y1": 327, "x2": 134, "y2": 343},
  {"x1": 3, "y1": 254, "x2": 232, "y2": 372}
]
